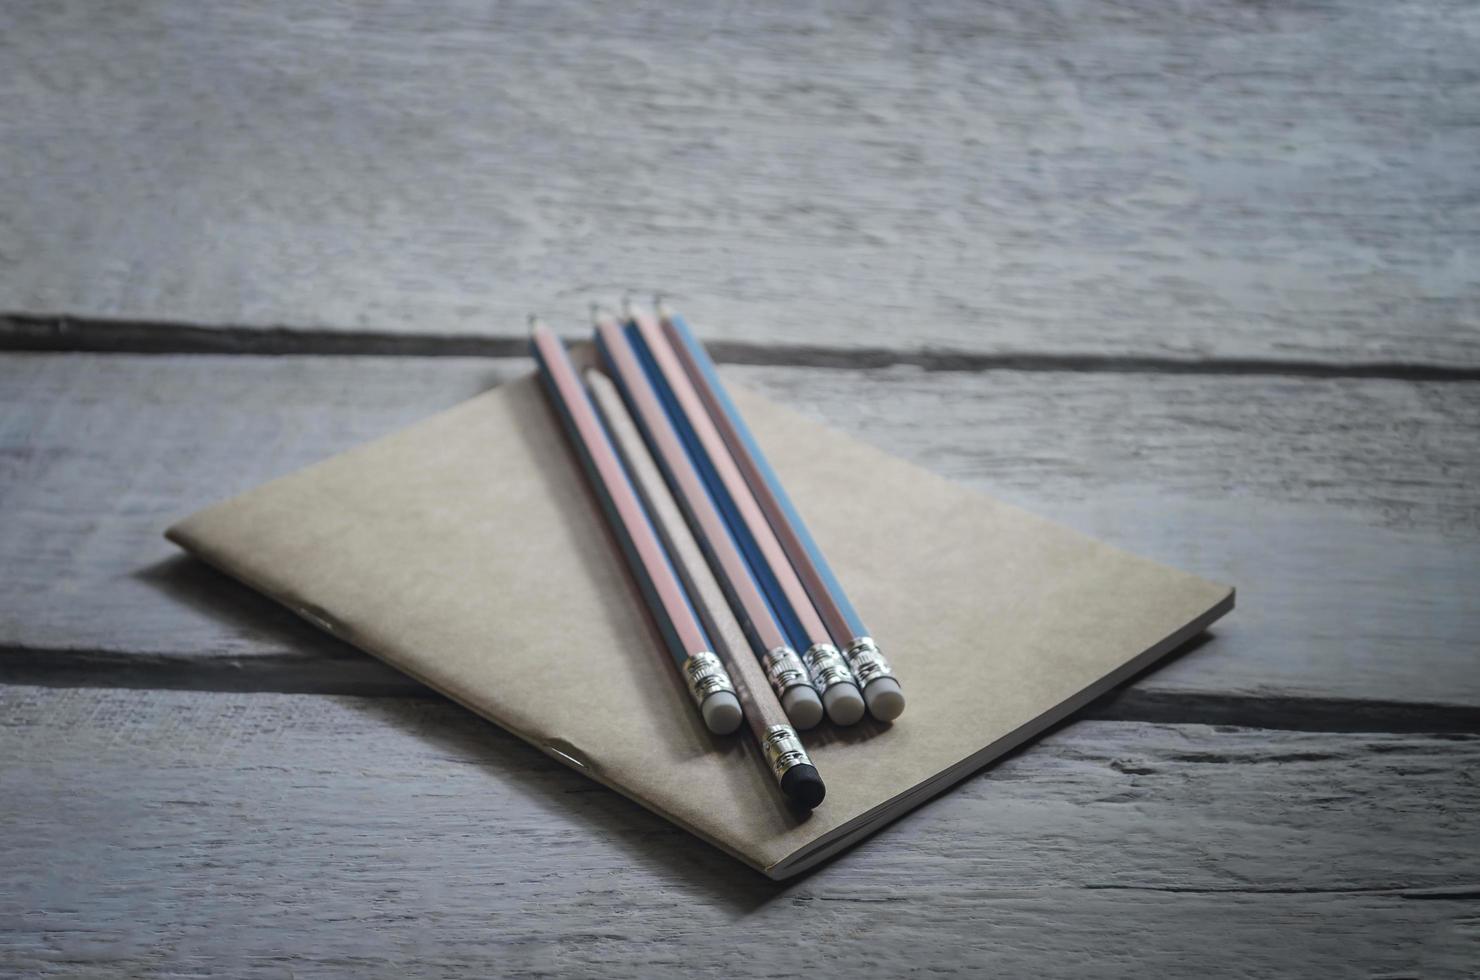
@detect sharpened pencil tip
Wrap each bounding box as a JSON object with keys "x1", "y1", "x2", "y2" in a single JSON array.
[
  {"x1": 621, "y1": 294, "x2": 639, "y2": 321},
  {"x1": 654, "y1": 295, "x2": 673, "y2": 321},
  {"x1": 591, "y1": 305, "x2": 618, "y2": 328},
  {"x1": 527, "y1": 314, "x2": 545, "y2": 334}
]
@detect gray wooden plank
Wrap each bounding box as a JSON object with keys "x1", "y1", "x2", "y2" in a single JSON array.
[
  {"x1": 2, "y1": 353, "x2": 1478, "y2": 710},
  {"x1": 0, "y1": 686, "x2": 1475, "y2": 978},
  {"x1": 2, "y1": 1, "x2": 1476, "y2": 364},
  {"x1": 760, "y1": 364, "x2": 1480, "y2": 536}
]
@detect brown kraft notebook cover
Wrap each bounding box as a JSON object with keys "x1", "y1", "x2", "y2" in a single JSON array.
[{"x1": 167, "y1": 363, "x2": 1234, "y2": 879}]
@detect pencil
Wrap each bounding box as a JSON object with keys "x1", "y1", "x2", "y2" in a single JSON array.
[
  {"x1": 621, "y1": 300, "x2": 868, "y2": 726},
  {"x1": 529, "y1": 318, "x2": 743, "y2": 736},
  {"x1": 656, "y1": 300, "x2": 905, "y2": 721},
  {"x1": 587, "y1": 367, "x2": 826, "y2": 810},
  {"x1": 591, "y1": 309, "x2": 827, "y2": 731}
]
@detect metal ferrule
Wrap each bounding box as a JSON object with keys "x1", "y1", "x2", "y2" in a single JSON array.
[
  {"x1": 761, "y1": 646, "x2": 811, "y2": 700},
  {"x1": 802, "y1": 642, "x2": 857, "y2": 692},
  {"x1": 681, "y1": 651, "x2": 736, "y2": 709},
  {"x1": 843, "y1": 635, "x2": 896, "y2": 688},
  {"x1": 760, "y1": 724, "x2": 813, "y2": 781}
]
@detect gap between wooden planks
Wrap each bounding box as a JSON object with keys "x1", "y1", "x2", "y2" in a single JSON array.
[
  {"x1": 8, "y1": 313, "x2": 1480, "y2": 383},
  {"x1": 1, "y1": 353, "x2": 1478, "y2": 719},
  {"x1": 2, "y1": 0, "x2": 1477, "y2": 365}
]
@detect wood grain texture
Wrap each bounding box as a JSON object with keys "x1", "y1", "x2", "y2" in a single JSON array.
[
  {"x1": 1, "y1": 686, "x2": 1475, "y2": 979},
  {"x1": 3, "y1": 0, "x2": 1477, "y2": 363},
  {"x1": 2, "y1": 353, "x2": 1478, "y2": 709}
]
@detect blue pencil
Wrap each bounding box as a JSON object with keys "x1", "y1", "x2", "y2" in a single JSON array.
[
  {"x1": 655, "y1": 299, "x2": 905, "y2": 722},
  {"x1": 622, "y1": 301, "x2": 867, "y2": 726},
  {"x1": 592, "y1": 309, "x2": 827, "y2": 730}
]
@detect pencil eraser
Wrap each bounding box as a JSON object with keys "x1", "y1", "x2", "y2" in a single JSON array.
[
  {"x1": 701, "y1": 691, "x2": 744, "y2": 735},
  {"x1": 780, "y1": 763, "x2": 826, "y2": 811},
  {"x1": 781, "y1": 686, "x2": 825, "y2": 730},
  {"x1": 863, "y1": 677, "x2": 906, "y2": 722},
  {"x1": 823, "y1": 682, "x2": 867, "y2": 726}
]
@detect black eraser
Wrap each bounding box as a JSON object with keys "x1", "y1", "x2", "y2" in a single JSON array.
[{"x1": 780, "y1": 763, "x2": 826, "y2": 811}]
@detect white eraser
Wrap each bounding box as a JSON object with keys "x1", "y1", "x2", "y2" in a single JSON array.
[
  {"x1": 823, "y1": 683, "x2": 866, "y2": 726},
  {"x1": 781, "y1": 686, "x2": 825, "y2": 730},
  {"x1": 863, "y1": 677, "x2": 906, "y2": 722},
  {"x1": 701, "y1": 691, "x2": 744, "y2": 735}
]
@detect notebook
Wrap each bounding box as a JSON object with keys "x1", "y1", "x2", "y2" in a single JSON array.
[{"x1": 167, "y1": 354, "x2": 1233, "y2": 879}]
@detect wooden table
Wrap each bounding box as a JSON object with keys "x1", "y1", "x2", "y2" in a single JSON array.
[{"x1": 2, "y1": 2, "x2": 1477, "y2": 976}]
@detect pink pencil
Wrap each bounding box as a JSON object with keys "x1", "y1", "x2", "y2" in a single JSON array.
[
  {"x1": 587, "y1": 366, "x2": 826, "y2": 810},
  {"x1": 529, "y1": 318, "x2": 742, "y2": 736},
  {"x1": 621, "y1": 302, "x2": 867, "y2": 726},
  {"x1": 657, "y1": 299, "x2": 904, "y2": 722},
  {"x1": 592, "y1": 310, "x2": 827, "y2": 730}
]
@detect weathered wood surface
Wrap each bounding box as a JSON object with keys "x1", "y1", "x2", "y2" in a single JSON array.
[
  {"x1": 3, "y1": 353, "x2": 1478, "y2": 713},
  {"x1": 1, "y1": 686, "x2": 1475, "y2": 979},
  {"x1": 4, "y1": 1, "x2": 1476, "y2": 973},
  {"x1": 3, "y1": 0, "x2": 1478, "y2": 364}
]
